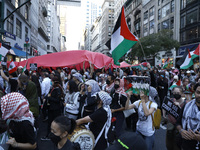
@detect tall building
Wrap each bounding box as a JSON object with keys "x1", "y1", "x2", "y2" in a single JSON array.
[
  {"x1": 101, "y1": 0, "x2": 115, "y2": 55},
  {"x1": 114, "y1": 0, "x2": 127, "y2": 24},
  {"x1": 3, "y1": 0, "x2": 31, "y2": 60},
  {"x1": 38, "y1": 0, "x2": 49, "y2": 55},
  {"x1": 47, "y1": 0, "x2": 61, "y2": 53},
  {"x1": 30, "y1": 0, "x2": 39, "y2": 57},
  {"x1": 123, "y1": 0, "x2": 178, "y2": 65},
  {"x1": 91, "y1": 16, "x2": 102, "y2": 52},
  {"x1": 178, "y1": 0, "x2": 200, "y2": 60}
]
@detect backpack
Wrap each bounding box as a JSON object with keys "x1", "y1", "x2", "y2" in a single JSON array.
[{"x1": 139, "y1": 101, "x2": 161, "y2": 129}]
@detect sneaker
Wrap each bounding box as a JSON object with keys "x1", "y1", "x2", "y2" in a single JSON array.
[{"x1": 41, "y1": 136, "x2": 50, "y2": 141}]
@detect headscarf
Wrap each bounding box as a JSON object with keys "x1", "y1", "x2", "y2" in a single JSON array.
[
  {"x1": 1, "y1": 92, "x2": 34, "y2": 125},
  {"x1": 115, "y1": 79, "x2": 127, "y2": 97},
  {"x1": 73, "y1": 73, "x2": 83, "y2": 83},
  {"x1": 85, "y1": 79, "x2": 101, "y2": 96},
  {"x1": 97, "y1": 91, "x2": 112, "y2": 144},
  {"x1": 105, "y1": 83, "x2": 114, "y2": 94},
  {"x1": 119, "y1": 69, "x2": 124, "y2": 79}
]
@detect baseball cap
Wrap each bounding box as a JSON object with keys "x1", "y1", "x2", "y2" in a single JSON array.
[{"x1": 186, "y1": 70, "x2": 191, "y2": 74}]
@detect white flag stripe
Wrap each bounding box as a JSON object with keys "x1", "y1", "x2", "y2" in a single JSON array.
[
  {"x1": 110, "y1": 27, "x2": 124, "y2": 54},
  {"x1": 0, "y1": 46, "x2": 9, "y2": 57}
]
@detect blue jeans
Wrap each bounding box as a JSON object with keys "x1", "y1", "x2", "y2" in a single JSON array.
[{"x1": 136, "y1": 130, "x2": 155, "y2": 150}]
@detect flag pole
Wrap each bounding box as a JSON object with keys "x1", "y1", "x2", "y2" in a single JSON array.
[{"x1": 199, "y1": 42, "x2": 200, "y2": 69}]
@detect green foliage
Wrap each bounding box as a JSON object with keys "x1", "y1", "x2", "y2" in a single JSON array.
[{"x1": 128, "y1": 29, "x2": 180, "y2": 61}]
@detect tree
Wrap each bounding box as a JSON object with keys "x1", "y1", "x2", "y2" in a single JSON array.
[{"x1": 127, "y1": 29, "x2": 180, "y2": 62}]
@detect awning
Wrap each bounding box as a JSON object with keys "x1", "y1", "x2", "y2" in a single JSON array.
[
  {"x1": 11, "y1": 47, "x2": 27, "y2": 57},
  {"x1": 9, "y1": 49, "x2": 16, "y2": 55}
]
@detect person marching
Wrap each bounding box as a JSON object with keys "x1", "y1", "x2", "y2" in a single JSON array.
[{"x1": 76, "y1": 91, "x2": 112, "y2": 150}]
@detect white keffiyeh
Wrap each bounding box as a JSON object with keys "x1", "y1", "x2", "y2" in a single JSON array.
[{"x1": 182, "y1": 99, "x2": 200, "y2": 132}]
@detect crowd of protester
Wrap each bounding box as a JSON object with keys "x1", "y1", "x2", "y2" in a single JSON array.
[{"x1": 0, "y1": 62, "x2": 200, "y2": 150}]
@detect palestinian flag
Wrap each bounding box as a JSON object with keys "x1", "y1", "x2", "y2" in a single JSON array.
[
  {"x1": 106, "y1": 6, "x2": 138, "y2": 65},
  {"x1": 8, "y1": 60, "x2": 17, "y2": 74},
  {"x1": 163, "y1": 58, "x2": 170, "y2": 69},
  {"x1": 169, "y1": 79, "x2": 181, "y2": 90},
  {"x1": 0, "y1": 43, "x2": 9, "y2": 61},
  {"x1": 22, "y1": 60, "x2": 28, "y2": 73},
  {"x1": 177, "y1": 44, "x2": 199, "y2": 69},
  {"x1": 193, "y1": 44, "x2": 200, "y2": 56}
]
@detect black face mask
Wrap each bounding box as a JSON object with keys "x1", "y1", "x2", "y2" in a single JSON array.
[
  {"x1": 49, "y1": 132, "x2": 62, "y2": 145},
  {"x1": 174, "y1": 94, "x2": 181, "y2": 100},
  {"x1": 106, "y1": 79, "x2": 110, "y2": 85},
  {"x1": 114, "y1": 84, "x2": 120, "y2": 89}
]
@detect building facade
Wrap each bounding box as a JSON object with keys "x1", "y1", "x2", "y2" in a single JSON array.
[
  {"x1": 114, "y1": 0, "x2": 127, "y2": 24},
  {"x1": 101, "y1": 0, "x2": 115, "y2": 55},
  {"x1": 91, "y1": 16, "x2": 102, "y2": 52},
  {"x1": 3, "y1": 0, "x2": 31, "y2": 60},
  {"x1": 47, "y1": 0, "x2": 61, "y2": 53},
  {"x1": 178, "y1": 0, "x2": 200, "y2": 58}
]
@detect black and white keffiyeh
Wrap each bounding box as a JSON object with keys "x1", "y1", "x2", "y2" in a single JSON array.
[{"x1": 182, "y1": 99, "x2": 200, "y2": 132}]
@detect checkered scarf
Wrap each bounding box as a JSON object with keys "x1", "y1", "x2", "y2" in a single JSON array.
[{"x1": 1, "y1": 92, "x2": 34, "y2": 125}]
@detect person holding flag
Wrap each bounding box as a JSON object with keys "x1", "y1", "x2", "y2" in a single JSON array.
[{"x1": 0, "y1": 63, "x2": 18, "y2": 93}]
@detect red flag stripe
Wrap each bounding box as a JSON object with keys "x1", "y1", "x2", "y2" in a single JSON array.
[
  {"x1": 187, "y1": 49, "x2": 191, "y2": 58},
  {"x1": 120, "y1": 7, "x2": 138, "y2": 41}
]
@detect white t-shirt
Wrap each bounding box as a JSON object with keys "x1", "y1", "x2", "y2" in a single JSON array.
[{"x1": 133, "y1": 100, "x2": 158, "y2": 136}]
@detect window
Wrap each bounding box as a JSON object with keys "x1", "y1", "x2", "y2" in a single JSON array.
[
  {"x1": 186, "y1": 10, "x2": 197, "y2": 25},
  {"x1": 180, "y1": 16, "x2": 185, "y2": 28},
  {"x1": 87, "y1": 5, "x2": 89, "y2": 7},
  {"x1": 108, "y1": 32, "x2": 111, "y2": 36},
  {"x1": 149, "y1": 6, "x2": 154, "y2": 17},
  {"x1": 108, "y1": 26, "x2": 112, "y2": 31},
  {"x1": 171, "y1": 0, "x2": 174, "y2": 13},
  {"x1": 149, "y1": 20, "x2": 154, "y2": 30},
  {"x1": 127, "y1": 18, "x2": 131, "y2": 31},
  {"x1": 186, "y1": 0, "x2": 196, "y2": 5},
  {"x1": 15, "y1": 0, "x2": 20, "y2": 8},
  {"x1": 162, "y1": 3, "x2": 170, "y2": 18},
  {"x1": 186, "y1": 27, "x2": 198, "y2": 40},
  {"x1": 109, "y1": 14, "x2": 111, "y2": 18},
  {"x1": 143, "y1": 23, "x2": 148, "y2": 33},
  {"x1": 158, "y1": 23, "x2": 161, "y2": 32},
  {"x1": 162, "y1": 19, "x2": 170, "y2": 29},
  {"x1": 135, "y1": 22, "x2": 140, "y2": 31},
  {"x1": 170, "y1": 17, "x2": 174, "y2": 29},
  {"x1": 25, "y1": 27, "x2": 28, "y2": 39},
  {"x1": 180, "y1": 32, "x2": 185, "y2": 42},
  {"x1": 16, "y1": 19, "x2": 22, "y2": 38},
  {"x1": 158, "y1": 0, "x2": 161, "y2": 6},
  {"x1": 135, "y1": 13, "x2": 140, "y2": 20},
  {"x1": 6, "y1": 10, "x2": 14, "y2": 34},
  {"x1": 158, "y1": 9, "x2": 161, "y2": 20},
  {"x1": 144, "y1": 11, "x2": 148, "y2": 20},
  {"x1": 181, "y1": 0, "x2": 186, "y2": 9}
]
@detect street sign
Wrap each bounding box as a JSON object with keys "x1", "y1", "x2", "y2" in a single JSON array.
[
  {"x1": 25, "y1": 37, "x2": 29, "y2": 43},
  {"x1": 24, "y1": 43, "x2": 30, "y2": 47},
  {"x1": 30, "y1": 63, "x2": 37, "y2": 71}
]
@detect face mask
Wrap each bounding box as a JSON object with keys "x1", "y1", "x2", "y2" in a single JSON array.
[
  {"x1": 174, "y1": 94, "x2": 181, "y2": 100},
  {"x1": 99, "y1": 79, "x2": 103, "y2": 82},
  {"x1": 106, "y1": 79, "x2": 110, "y2": 85},
  {"x1": 114, "y1": 84, "x2": 120, "y2": 89},
  {"x1": 49, "y1": 132, "x2": 62, "y2": 145}
]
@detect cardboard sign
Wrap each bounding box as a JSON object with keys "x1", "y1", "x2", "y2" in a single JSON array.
[
  {"x1": 162, "y1": 97, "x2": 181, "y2": 119},
  {"x1": 30, "y1": 63, "x2": 37, "y2": 71}
]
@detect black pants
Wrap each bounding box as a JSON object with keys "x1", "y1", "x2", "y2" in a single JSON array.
[
  {"x1": 112, "y1": 111, "x2": 125, "y2": 138},
  {"x1": 47, "y1": 109, "x2": 61, "y2": 136},
  {"x1": 125, "y1": 113, "x2": 138, "y2": 132},
  {"x1": 181, "y1": 139, "x2": 199, "y2": 150}
]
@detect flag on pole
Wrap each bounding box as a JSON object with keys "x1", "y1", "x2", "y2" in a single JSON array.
[
  {"x1": 0, "y1": 43, "x2": 9, "y2": 61},
  {"x1": 169, "y1": 79, "x2": 181, "y2": 90},
  {"x1": 163, "y1": 58, "x2": 170, "y2": 69},
  {"x1": 22, "y1": 60, "x2": 28, "y2": 73},
  {"x1": 106, "y1": 6, "x2": 138, "y2": 65},
  {"x1": 8, "y1": 60, "x2": 17, "y2": 74}
]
